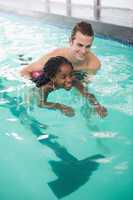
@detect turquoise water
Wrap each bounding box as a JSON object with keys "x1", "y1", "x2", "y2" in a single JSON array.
[{"x1": 0, "y1": 11, "x2": 133, "y2": 200}]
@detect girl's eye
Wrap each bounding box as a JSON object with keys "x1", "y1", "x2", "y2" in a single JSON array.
[
  {"x1": 70, "y1": 73, "x2": 74, "y2": 77},
  {"x1": 60, "y1": 75, "x2": 66, "y2": 79}
]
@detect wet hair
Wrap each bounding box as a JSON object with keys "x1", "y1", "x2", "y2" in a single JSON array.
[
  {"x1": 33, "y1": 56, "x2": 73, "y2": 87},
  {"x1": 70, "y1": 21, "x2": 94, "y2": 41}
]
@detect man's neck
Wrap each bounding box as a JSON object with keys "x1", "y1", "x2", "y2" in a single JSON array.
[{"x1": 67, "y1": 48, "x2": 85, "y2": 67}]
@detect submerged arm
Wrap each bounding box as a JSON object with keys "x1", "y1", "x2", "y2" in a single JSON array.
[
  {"x1": 37, "y1": 86, "x2": 75, "y2": 117},
  {"x1": 73, "y1": 79, "x2": 107, "y2": 117},
  {"x1": 37, "y1": 86, "x2": 58, "y2": 109}
]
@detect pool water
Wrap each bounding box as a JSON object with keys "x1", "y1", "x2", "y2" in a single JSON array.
[{"x1": 0, "y1": 11, "x2": 133, "y2": 200}]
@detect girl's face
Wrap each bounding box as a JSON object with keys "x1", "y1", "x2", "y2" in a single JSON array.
[{"x1": 53, "y1": 64, "x2": 74, "y2": 90}]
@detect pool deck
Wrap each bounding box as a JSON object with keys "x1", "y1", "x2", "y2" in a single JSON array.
[{"x1": 0, "y1": 4, "x2": 133, "y2": 45}]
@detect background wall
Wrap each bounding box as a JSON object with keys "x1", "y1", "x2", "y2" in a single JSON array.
[
  {"x1": 0, "y1": 0, "x2": 133, "y2": 11},
  {"x1": 0, "y1": 0, "x2": 133, "y2": 27},
  {"x1": 50, "y1": 0, "x2": 133, "y2": 9},
  {"x1": 101, "y1": 0, "x2": 133, "y2": 9}
]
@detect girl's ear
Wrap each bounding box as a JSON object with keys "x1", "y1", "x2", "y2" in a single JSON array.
[
  {"x1": 51, "y1": 76, "x2": 56, "y2": 83},
  {"x1": 50, "y1": 78, "x2": 56, "y2": 89}
]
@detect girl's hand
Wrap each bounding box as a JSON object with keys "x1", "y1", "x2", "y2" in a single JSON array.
[
  {"x1": 94, "y1": 104, "x2": 107, "y2": 118},
  {"x1": 56, "y1": 104, "x2": 75, "y2": 117}
]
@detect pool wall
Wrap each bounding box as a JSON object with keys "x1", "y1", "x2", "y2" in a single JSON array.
[{"x1": 0, "y1": 3, "x2": 133, "y2": 45}]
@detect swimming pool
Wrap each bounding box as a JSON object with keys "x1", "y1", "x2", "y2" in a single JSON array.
[{"x1": 0, "y1": 11, "x2": 133, "y2": 200}]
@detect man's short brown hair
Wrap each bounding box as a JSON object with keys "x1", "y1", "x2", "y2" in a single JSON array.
[{"x1": 71, "y1": 21, "x2": 94, "y2": 40}]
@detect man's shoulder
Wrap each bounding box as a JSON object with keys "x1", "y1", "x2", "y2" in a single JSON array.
[
  {"x1": 86, "y1": 51, "x2": 101, "y2": 72},
  {"x1": 48, "y1": 47, "x2": 67, "y2": 57}
]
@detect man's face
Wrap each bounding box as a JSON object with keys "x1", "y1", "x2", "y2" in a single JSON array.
[
  {"x1": 54, "y1": 64, "x2": 74, "y2": 90},
  {"x1": 70, "y1": 31, "x2": 93, "y2": 61}
]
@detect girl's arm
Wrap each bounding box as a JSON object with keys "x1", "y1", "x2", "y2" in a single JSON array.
[
  {"x1": 73, "y1": 79, "x2": 107, "y2": 118},
  {"x1": 37, "y1": 86, "x2": 75, "y2": 117}
]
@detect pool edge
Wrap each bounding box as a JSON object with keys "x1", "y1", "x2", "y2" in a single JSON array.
[{"x1": 0, "y1": 6, "x2": 133, "y2": 46}]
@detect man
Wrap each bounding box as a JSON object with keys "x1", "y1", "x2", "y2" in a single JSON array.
[{"x1": 20, "y1": 21, "x2": 101, "y2": 80}]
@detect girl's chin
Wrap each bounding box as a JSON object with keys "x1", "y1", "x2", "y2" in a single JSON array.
[
  {"x1": 65, "y1": 87, "x2": 71, "y2": 90},
  {"x1": 65, "y1": 85, "x2": 72, "y2": 90}
]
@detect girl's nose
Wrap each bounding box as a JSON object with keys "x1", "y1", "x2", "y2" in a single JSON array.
[{"x1": 66, "y1": 76, "x2": 72, "y2": 82}]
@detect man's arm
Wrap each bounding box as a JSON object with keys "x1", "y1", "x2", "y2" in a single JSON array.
[
  {"x1": 20, "y1": 55, "x2": 49, "y2": 78},
  {"x1": 20, "y1": 48, "x2": 66, "y2": 79}
]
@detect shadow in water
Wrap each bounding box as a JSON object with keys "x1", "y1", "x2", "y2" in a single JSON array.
[
  {"x1": 0, "y1": 80, "x2": 47, "y2": 137},
  {"x1": 81, "y1": 102, "x2": 111, "y2": 154},
  {"x1": 40, "y1": 137, "x2": 105, "y2": 199},
  {"x1": 0, "y1": 80, "x2": 105, "y2": 199}
]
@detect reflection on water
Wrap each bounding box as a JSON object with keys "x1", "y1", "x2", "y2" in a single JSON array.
[{"x1": 41, "y1": 136, "x2": 104, "y2": 199}]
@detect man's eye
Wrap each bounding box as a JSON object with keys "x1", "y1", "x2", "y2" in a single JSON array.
[{"x1": 86, "y1": 45, "x2": 91, "y2": 49}]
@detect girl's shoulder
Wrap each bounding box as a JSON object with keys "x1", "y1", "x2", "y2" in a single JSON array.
[{"x1": 40, "y1": 81, "x2": 55, "y2": 92}]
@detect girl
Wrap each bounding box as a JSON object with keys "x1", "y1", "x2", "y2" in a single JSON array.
[{"x1": 33, "y1": 56, "x2": 107, "y2": 117}]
